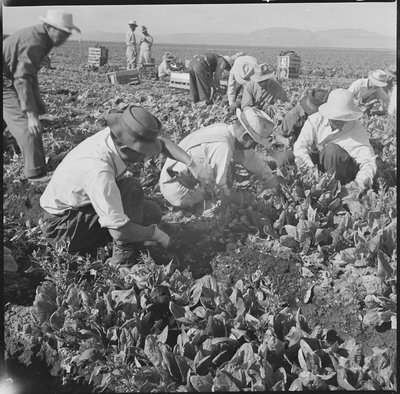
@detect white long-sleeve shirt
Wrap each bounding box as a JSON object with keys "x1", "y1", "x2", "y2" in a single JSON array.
[
  {"x1": 293, "y1": 112, "x2": 376, "y2": 187},
  {"x1": 388, "y1": 84, "x2": 396, "y2": 116},
  {"x1": 348, "y1": 78, "x2": 389, "y2": 107},
  {"x1": 227, "y1": 56, "x2": 258, "y2": 105},
  {"x1": 159, "y1": 123, "x2": 276, "y2": 206}
]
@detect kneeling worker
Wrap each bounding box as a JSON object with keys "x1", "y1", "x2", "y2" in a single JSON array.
[
  {"x1": 159, "y1": 107, "x2": 278, "y2": 208},
  {"x1": 40, "y1": 105, "x2": 212, "y2": 266}
]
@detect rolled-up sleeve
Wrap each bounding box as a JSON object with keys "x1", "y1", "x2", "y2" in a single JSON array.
[
  {"x1": 241, "y1": 82, "x2": 254, "y2": 109},
  {"x1": 293, "y1": 118, "x2": 316, "y2": 169},
  {"x1": 227, "y1": 71, "x2": 238, "y2": 105},
  {"x1": 85, "y1": 170, "x2": 130, "y2": 229}
]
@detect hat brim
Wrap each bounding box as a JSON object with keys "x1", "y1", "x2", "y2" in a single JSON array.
[
  {"x1": 236, "y1": 108, "x2": 272, "y2": 148},
  {"x1": 318, "y1": 103, "x2": 363, "y2": 121},
  {"x1": 253, "y1": 72, "x2": 275, "y2": 83},
  {"x1": 368, "y1": 75, "x2": 388, "y2": 87},
  {"x1": 107, "y1": 113, "x2": 161, "y2": 155},
  {"x1": 128, "y1": 23, "x2": 138, "y2": 26},
  {"x1": 39, "y1": 16, "x2": 81, "y2": 33}
]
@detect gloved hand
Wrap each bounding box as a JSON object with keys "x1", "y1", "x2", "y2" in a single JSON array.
[
  {"x1": 187, "y1": 156, "x2": 214, "y2": 185},
  {"x1": 228, "y1": 101, "x2": 241, "y2": 114},
  {"x1": 150, "y1": 225, "x2": 171, "y2": 248}
]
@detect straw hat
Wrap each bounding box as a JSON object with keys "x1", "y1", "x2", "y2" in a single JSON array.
[
  {"x1": 236, "y1": 63, "x2": 256, "y2": 85},
  {"x1": 163, "y1": 52, "x2": 173, "y2": 62},
  {"x1": 300, "y1": 88, "x2": 330, "y2": 116},
  {"x1": 385, "y1": 64, "x2": 396, "y2": 79},
  {"x1": 128, "y1": 20, "x2": 138, "y2": 26},
  {"x1": 251, "y1": 63, "x2": 275, "y2": 83},
  {"x1": 107, "y1": 105, "x2": 162, "y2": 155},
  {"x1": 236, "y1": 107, "x2": 276, "y2": 147},
  {"x1": 318, "y1": 89, "x2": 363, "y2": 121},
  {"x1": 368, "y1": 69, "x2": 388, "y2": 87},
  {"x1": 38, "y1": 9, "x2": 80, "y2": 33}
]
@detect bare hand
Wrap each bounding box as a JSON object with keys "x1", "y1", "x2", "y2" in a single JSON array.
[{"x1": 27, "y1": 112, "x2": 42, "y2": 137}]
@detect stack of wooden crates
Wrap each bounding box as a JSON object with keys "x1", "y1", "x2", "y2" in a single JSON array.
[
  {"x1": 276, "y1": 50, "x2": 301, "y2": 79},
  {"x1": 88, "y1": 46, "x2": 108, "y2": 67}
]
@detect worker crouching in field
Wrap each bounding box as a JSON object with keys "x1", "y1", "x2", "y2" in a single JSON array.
[
  {"x1": 188, "y1": 52, "x2": 236, "y2": 106},
  {"x1": 292, "y1": 89, "x2": 377, "y2": 191},
  {"x1": 159, "y1": 107, "x2": 278, "y2": 208},
  {"x1": 348, "y1": 69, "x2": 389, "y2": 114},
  {"x1": 3, "y1": 10, "x2": 80, "y2": 183},
  {"x1": 39, "y1": 106, "x2": 212, "y2": 267},
  {"x1": 158, "y1": 52, "x2": 173, "y2": 79},
  {"x1": 227, "y1": 55, "x2": 258, "y2": 114},
  {"x1": 241, "y1": 63, "x2": 288, "y2": 118},
  {"x1": 274, "y1": 88, "x2": 329, "y2": 148}
]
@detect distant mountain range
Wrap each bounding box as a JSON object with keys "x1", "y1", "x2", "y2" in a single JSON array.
[{"x1": 3, "y1": 27, "x2": 395, "y2": 49}]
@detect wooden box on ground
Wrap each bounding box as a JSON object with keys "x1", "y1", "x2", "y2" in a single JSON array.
[
  {"x1": 107, "y1": 69, "x2": 140, "y2": 85},
  {"x1": 88, "y1": 46, "x2": 108, "y2": 67},
  {"x1": 277, "y1": 51, "x2": 301, "y2": 79},
  {"x1": 169, "y1": 72, "x2": 190, "y2": 90},
  {"x1": 139, "y1": 62, "x2": 156, "y2": 78}
]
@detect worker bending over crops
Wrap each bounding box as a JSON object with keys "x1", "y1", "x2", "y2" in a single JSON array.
[
  {"x1": 348, "y1": 69, "x2": 389, "y2": 113},
  {"x1": 40, "y1": 105, "x2": 212, "y2": 267},
  {"x1": 126, "y1": 20, "x2": 138, "y2": 70},
  {"x1": 292, "y1": 88, "x2": 377, "y2": 190},
  {"x1": 241, "y1": 63, "x2": 288, "y2": 118},
  {"x1": 159, "y1": 107, "x2": 278, "y2": 208},
  {"x1": 227, "y1": 55, "x2": 258, "y2": 114},
  {"x1": 3, "y1": 9, "x2": 80, "y2": 183},
  {"x1": 158, "y1": 52, "x2": 173, "y2": 79},
  {"x1": 385, "y1": 65, "x2": 396, "y2": 117},
  {"x1": 188, "y1": 52, "x2": 237, "y2": 105},
  {"x1": 275, "y1": 88, "x2": 329, "y2": 148},
  {"x1": 138, "y1": 26, "x2": 153, "y2": 67}
]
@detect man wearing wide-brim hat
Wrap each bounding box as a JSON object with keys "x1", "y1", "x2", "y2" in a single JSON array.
[
  {"x1": 126, "y1": 20, "x2": 138, "y2": 70},
  {"x1": 159, "y1": 107, "x2": 278, "y2": 208},
  {"x1": 3, "y1": 9, "x2": 80, "y2": 183},
  {"x1": 241, "y1": 63, "x2": 288, "y2": 117},
  {"x1": 348, "y1": 69, "x2": 390, "y2": 111},
  {"x1": 40, "y1": 105, "x2": 212, "y2": 267},
  {"x1": 227, "y1": 55, "x2": 258, "y2": 113},
  {"x1": 293, "y1": 89, "x2": 377, "y2": 190},
  {"x1": 277, "y1": 88, "x2": 330, "y2": 147},
  {"x1": 188, "y1": 52, "x2": 233, "y2": 105}
]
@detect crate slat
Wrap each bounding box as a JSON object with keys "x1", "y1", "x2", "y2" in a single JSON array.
[
  {"x1": 169, "y1": 72, "x2": 190, "y2": 90},
  {"x1": 107, "y1": 69, "x2": 140, "y2": 85}
]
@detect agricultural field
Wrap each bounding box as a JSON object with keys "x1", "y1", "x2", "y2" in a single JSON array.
[{"x1": 3, "y1": 41, "x2": 397, "y2": 392}]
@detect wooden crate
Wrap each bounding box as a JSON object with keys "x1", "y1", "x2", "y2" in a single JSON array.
[
  {"x1": 107, "y1": 69, "x2": 140, "y2": 85},
  {"x1": 88, "y1": 46, "x2": 108, "y2": 67},
  {"x1": 277, "y1": 52, "x2": 301, "y2": 79},
  {"x1": 169, "y1": 72, "x2": 190, "y2": 90},
  {"x1": 139, "y1": 62, "x2": 156, "y2": 78}
]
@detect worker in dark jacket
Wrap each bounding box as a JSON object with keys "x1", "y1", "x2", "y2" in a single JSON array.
[
  {"x1": 3, "y1": 10, "x2": 80, "y2": 183},
  {"x1": 188, "y1": 52, "x2": 234, "y2": 105},
  {"x1": 276, "y1": 88, "x2": 329, "y2": 147}
]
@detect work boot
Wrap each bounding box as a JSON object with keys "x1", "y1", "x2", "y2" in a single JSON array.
[{"x1": 106, "y1": 240, "x2": 140, "y2": 269}]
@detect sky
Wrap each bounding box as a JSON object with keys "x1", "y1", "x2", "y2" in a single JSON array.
[{"x1": 2, "y1": 2, "x2": 397, "y2": 37}]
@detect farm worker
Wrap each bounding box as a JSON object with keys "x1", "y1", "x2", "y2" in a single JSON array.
[
  {"x1": 227, "y1": 55, "x2": 258, "y2": 114},
  {"x1": 188, "y1": 52, "x2": 235, "y2": 105},
  {"x1": 3, "y1": 9, "x2": 80, "y2": 183},
  {"x1": 241, "y1": 63, "x2": 288, "y2": 117},
  {"x1": 138, "y1": 26, "x2": 153, "y2": 67},
  {"x1": 39, "y1": 105, "x2": 213, "y2": 266},
  {"x1": 293, "y1": 88, "x2": 377, "y2": 189},
  {"x1": 275, "y1": 88, "x2": 329, "y2": 148},
  {"x1": 348, "y1": 69, "x2": 389, "y2": 111},
  {"x1": 158, "y1": 52, "x2": 173, "y2": 79},
  {"x1": 126, "y1": 20, "x2": 138, "y2": 70},
  {"x1": 159, "y1": 107, "x2": 278, "y2": 208},
  {"x1": 384, "y1": 64, "x2": 396, "y2": 94},
  {"x1": 385, "y1": 64, "x2": 396, "y2": 117}
]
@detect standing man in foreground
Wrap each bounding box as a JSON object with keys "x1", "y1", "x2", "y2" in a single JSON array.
[
  {"x1": 3, "y1": 9, "x2": 80, "y2": 183},
  {"x1": 293, "y1": 89, "x2": 376, "y2": 190},
  {"x1": 40, "y1": 105, "x2": 212, "y2": 267},
  {"x1": 126, "y1": 20, "x2": 138, "y2": 70},
  {"x1": 159, "y1": 107, "x2": 278, "y2": 208}
]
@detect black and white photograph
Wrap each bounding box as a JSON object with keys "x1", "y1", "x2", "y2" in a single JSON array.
[{"x1": 2, "y1": 1, "x2": 397, "y2": 393}]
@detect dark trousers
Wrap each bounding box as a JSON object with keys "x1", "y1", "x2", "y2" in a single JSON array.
[
  {"x1": 3, "y1": 84, "x2": 47, "y2": 178},
  {"x1": 275, "y1": 143, "x2": 359, "y2": 184},
  {"x1": 189, "y1": 56, "x2": 212, "y2": 103},
  {"x1": 42, "y1": 177, "x2": 163, "y2": 258}
]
